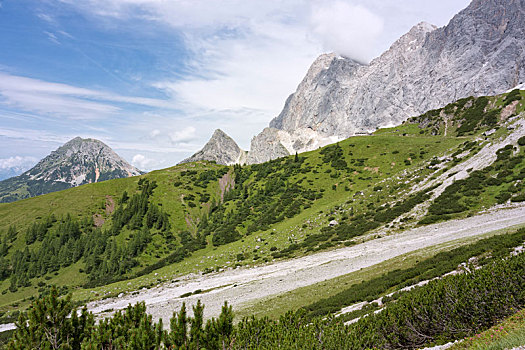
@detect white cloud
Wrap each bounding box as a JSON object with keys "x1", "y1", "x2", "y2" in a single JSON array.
[
  {"x1": 55, "y1": 1, "x2": 382, "y2": 150},
  {"x1": 154, "y1": 23, "x2": 319, "y2": 116},
  {"x1": 168, "y1": 126, "x2": 196, "y2": 143},
  {"x1": 59, "y1": 0, "x2": 323, "y2": 139},
  {"x1": 44, "y1": 31, "x2": 60, "y2": 44},
  {"x1": 37, "y1": 13, "x2": 56, "y2": 24},
  {"x1": 18, "y1": 0, "x2": 471, "y2": 170},
  {"x1": 59, "y1": 0, "x2": 307, "y2": 28},
  {"x1": 0, "y1": 72, "x2": 174, "y2": 120},
  {"x1": 0, "y1": 127, "x2": 71, "y2": 143},
  {"x1": 149, "y1": 129, "x2": 161, "y2": 138},
  {"x1": 310, "y1": 1, "x2": 384, "y2": 63},
  {"x1": 0, "y1": 156, "x2": 38, "y2": 170},
  {"x1": 131, "y1": 153, "x2": 152, "y2": 170}
]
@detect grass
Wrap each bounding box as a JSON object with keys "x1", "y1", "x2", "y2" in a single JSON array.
[
  {"x1": 451, "y1": 308, "x2": 525, "y2": 349},
  {"x1": 0, "y1": 132, "x2": 466, "y2": 308}
]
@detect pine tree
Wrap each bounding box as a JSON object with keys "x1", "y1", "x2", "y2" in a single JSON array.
[
  {"x1": 168, "y1": 302, "x2": 188, "y2": 348},
  {"x1": 120, "y1": 190, "x2": 129, "y2": 204},
  {"x1": 216, "y1": 301, "x2": 234, "y2": 350},
  {"x1": 190, "y1": 300, "x2": 205, "y2": 349},
  {"x1": 7, "y1": 225, "x2": 17, "y2": 242},
  {"x1": 8, "y1": 287, "x2": 93, "y2": 350},
  {"x1": 0, "y1": 235, "x2": 8, "y2": 257}
]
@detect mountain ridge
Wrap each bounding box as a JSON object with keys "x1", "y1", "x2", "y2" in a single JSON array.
[
  {"x1": 249, "y1": 0, "x2": 525, "y2": 162},
  {"x1": 191, "y1": 0, "x2": 524, "y2": 164}
]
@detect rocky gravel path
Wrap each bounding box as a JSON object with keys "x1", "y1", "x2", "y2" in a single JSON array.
[{"x1": 87, "y1": 204, "x2": 525, "y2": 325}]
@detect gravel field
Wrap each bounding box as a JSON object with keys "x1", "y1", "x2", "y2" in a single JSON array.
[{"x1": 86, "y1": 204, "x2": 525, "y2": 325}]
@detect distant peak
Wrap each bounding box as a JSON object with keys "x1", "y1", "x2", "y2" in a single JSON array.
[
  {"x1": 410, "y1": 21, "x2": 438, "y2": 34},
  {"x1": 179, "y1": 129, "x2": 245, "y2": 166},
  {"x1": 62, "y1": 137, "x2": 106, "y2": 149},
  {"x1": 67, "y1": 136, "x2": 84, "y2": 143},
  {"x1": 212, "y1": 129, "x2": 228, "y2": 138},
  {"x1": 66, "y1": 136, "x2": 96, "y2": 143},
  {"x1": 0, "y1": 136, "x2": 141, "y2": 202}
]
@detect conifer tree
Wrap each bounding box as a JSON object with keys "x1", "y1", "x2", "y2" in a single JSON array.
[
  {"x1": 190, "y1": 300, "x2": 205, "y2": 349},
  {"x1": 7, "y1": 225, "x2": 17, "y2": 242},
  {"x1": 216, "y1": 301, "x2": 234, "y2": 350},
  {"x1": 8, "y1": 287, "x2": 93, "y2": 350},
  {"x1": 168, "y1": 302, "x2": 188, "y2": 348}
]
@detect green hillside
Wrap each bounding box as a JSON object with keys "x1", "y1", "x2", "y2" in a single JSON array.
[
  {"x1": 5, "y1": 230, "x2": 525, "y2": 349},
  {"x1": 0, "y1": 90, "x2": 524, "y2": 317}
]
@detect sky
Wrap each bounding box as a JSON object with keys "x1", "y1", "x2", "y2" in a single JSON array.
[{"x1": 0, "y1": 0, "x2": 471, "y2": 175}]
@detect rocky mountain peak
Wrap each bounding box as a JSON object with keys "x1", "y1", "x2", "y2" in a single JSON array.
[
  {"x1": 180, "y1": 129, "x2": 247, "y2": 166},
  {"x1": 245, "y1": 0, "x2": 525, "y2": 164},
  {"x1": 53, "y1": 137, "x2": 105, "y2": 157},
  {"x1": 28, "y1": 137, "x2": 141, "y2": 180},
  {"x1": 210, "y1": 129, "x2": 229, "y2": 140},
  {"x1": 371, "y1": 22, "x2": 437, "y2": 67},
  {"x1": 0, "y1": 137, "x2": 142, "y2": 203},
  {"x1": 388, "y1": 21, "x2": 436, "y2": 48},
  {"x1": 297, "y1": 53, "x2": 338, "y2": 87}
]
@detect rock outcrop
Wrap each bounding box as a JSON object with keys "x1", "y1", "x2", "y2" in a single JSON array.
[{"x1": 180, "y1": 129, "x2": 247, "y2": 165}]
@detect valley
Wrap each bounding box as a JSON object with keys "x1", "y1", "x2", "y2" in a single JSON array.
[
  {"x1": 1, "y1": 91, "x2": 524, "y2": 347},
  {"x1": 1, "y1": 0, "x2": 525, "y2": 346}
]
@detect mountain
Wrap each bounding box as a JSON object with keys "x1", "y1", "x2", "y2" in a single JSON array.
[
  {"x1": 246, "y1": 0, "x2": 525, "y2": 163},
  {"x1": 0, "y1": 137, "x2": 142, "y2": 203},
  {"x1": 0, "y1": 91, "x2": 524, "y2": 339},
  {"x1": 180, "y1": 129, "x2": 247, "y2": 165}
]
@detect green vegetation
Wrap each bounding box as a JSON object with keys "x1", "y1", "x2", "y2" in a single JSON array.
[
  {"x1": 235, "y1": 251, "x2": 525, "y2": 349},
  {"x1": 0, "y1": 125, "x2": 462, "y2": 308},
  {"x1": 422, "y1": 141, "x2": 525, "y2": 224},
  {"x1": 406, "y1": 90, "x2": 525, "y2": 136},
  {"x1": 302, "y1": 227, "x2": 525, "y2": 318},
  {"x1": 6, "y1": 287, "x2": 234, "y2": 350},
  {"x1": 0, "y1": 90, "x2": 524, "y2": 333},
  {"x1": 5, "y1": 245, "x2": 525, "y2": 349},
  {"x1": 451, "y1": 308, "x2": 525, "y2": 349},
  {"x1": 0, "y1": 179, "x2": 173, "y2": 292},
  {"x1": 236, "y1": 225, "x2": 523, "y2": 321},
  {"x1": 199, "y1": 158, "x2": 323, "y2": 245},
  {"x1": 406, "y1": 90, "x2": 525, "y2": 137}
]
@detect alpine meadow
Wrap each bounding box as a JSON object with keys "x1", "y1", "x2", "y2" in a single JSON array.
[{"x1": 1, "y1": 0, "x2": 525, "y2": 349}]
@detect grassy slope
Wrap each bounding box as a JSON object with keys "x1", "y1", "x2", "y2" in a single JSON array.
[
  {"x1": 0, "y1": 90, "x2": 523, "y2": 317},
  {"x1": 0, "y1": 133, "x2": 462, "y2": 311}
]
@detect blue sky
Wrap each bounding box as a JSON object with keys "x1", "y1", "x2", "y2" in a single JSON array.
[{"x1": 0, "y1": 0, "x2": 470, "y2": 175}]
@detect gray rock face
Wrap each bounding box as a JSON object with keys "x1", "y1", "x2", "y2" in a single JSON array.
[
  {"x1": 249, "y1": 0, "x2": 525, "y2": 163},
  {"x1": 27, "y1": 137, "x2": 143, "y2": 184},
  {"x1": 246, "y1": 128, "x2": 290, "y2": 164},
  {"x1": 0, "y1": 137, "x2": 142, "y2": 203},
  {"x1": 180, "y1": 129, "x2": 247, "y2": 165}
]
